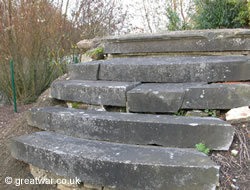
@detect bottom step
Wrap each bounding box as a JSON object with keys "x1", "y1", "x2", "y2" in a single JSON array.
[{"x1": 10, "y1": 132, "x2": 219, "y2": 190}]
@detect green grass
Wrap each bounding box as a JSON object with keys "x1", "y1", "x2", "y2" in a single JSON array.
[
  {"x1": 204, "y1": 109, "x2": 217, "y2": 117},
  {"x1": 72, "y1": 103, "x2": 79, "y2": 109},
  {"x1": 85, "y1": 47, "x2": 103, "y2": 56},
  {"x1": 195, "y1": 143, "x2": 210, "y2": 155},
  {"x1": 174, "y1": 110, "x2": 185, "y2": 116}
]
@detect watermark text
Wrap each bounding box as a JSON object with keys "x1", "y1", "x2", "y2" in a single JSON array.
[{"x1": 5, "y1": 176, "x2": 81, "y2": 186}]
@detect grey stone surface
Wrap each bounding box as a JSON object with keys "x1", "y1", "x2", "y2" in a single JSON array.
[
  {"x1": 128, "y1": 83, "x2": 250, "y2": 112},
  {"x1": 51, "y1": 80, "x2": 139, "y2": 106},
  {"x1": 67, "y1": 61, "x2": 101, "y2": 80},
  {"x1": 28, "y1": 107, "x2": 234, "y2": 150},
  {"x1": 99, "y1": 56, "x2": 250, "y2": 83},
  {"x1": 182, "y1": 83, "x2": 250, "y2": 109},
  {"x1": 10, "y1": 131, "x2": 219, "y2": 190},
  {"x1": 0, "y1": 91, "x2": 10, "y2": 107},
  {"x1": 104, "y1": 29, "x2": 250, "y2": 54},
  {"x1": 127, "y1": 83, "x2": 204, "y2": 113}
]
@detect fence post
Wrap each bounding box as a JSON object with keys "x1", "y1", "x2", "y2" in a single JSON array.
[{"x1": 10, "y1": 60, "x2": 17, "y2": 113}]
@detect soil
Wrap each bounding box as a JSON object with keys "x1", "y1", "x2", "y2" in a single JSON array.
[
  {"x1": 0, "y1": 104, "x2": 56, "y2": 190},
  {"x1": 210, "y1": 120, "x2": 250, "y2": 190},
  {"x1": 0, "y1": 101, "x2": 249, "y2": 189}
]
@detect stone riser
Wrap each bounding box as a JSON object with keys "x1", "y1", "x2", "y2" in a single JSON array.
[
  {"x1": 10, "y1": 132, "x2": 219, "y2": 190},
  {"x1": 27, "y1": 107, "x2": 234, "y2": 150},
  {"x1": 104, "y1": 39, "x2": 250, "y2": 54},
  {"x1": 30, "y1": 164, "x2": 120, "y2": 190},
  {"x1": 51, "y1": 80, "x2": 250, "y2": 113},
  {"x1": 68, "y1": 56, "x2": 250, "y2": 83},
  {"x1": 103, "y1": 29, "x2": 250, "y2": 54},
  {"x1": 108, "y1": 51, "x2": 250, "y2": 58}
]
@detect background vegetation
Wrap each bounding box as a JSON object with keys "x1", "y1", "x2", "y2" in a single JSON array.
[
  {"x1": 0, "y1": 0, "x2": 126, "y2": 103},
  {"x1": 165, "y1": 0, "x2": 250, "y2": 30},
  {"x1": 193, "y1": 0, "x2": 250, "y2": 29}
]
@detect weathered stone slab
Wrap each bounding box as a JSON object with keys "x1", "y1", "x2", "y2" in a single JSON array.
[
  {"x1": 67, "y1": 61, "x2": 101, "y2": 80},
  {"x1": 28, "y1": 107, "x2": 234, "y2": 150},
  {"x1": 182, "y1": 83, "x2": 250, "y2": 109},
  {"x1": 104, "y1": 29, "x2": 250, "y2": 54},
  {"x1": 51, "y1": 80, "x2": 139, "y2": 106},
  {"x1": 0, "y1": 91, "x2": 10, "y2": 107},
  {"x1": 128, "y1": 83, "x2": 250, "y2": 112},
  {"x1": 127, "y1": 83, "x2": 204, "y2": 113},
  {"x1": 99, "y1": 56, "x2": 250, "y2": 83},
  {"x1": 10, "y1": 131, "x2": 219, "y2": 190}
]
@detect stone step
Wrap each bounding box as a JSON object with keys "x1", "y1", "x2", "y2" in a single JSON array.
[
  {"x1": 128, "y1": 83, "x2": 250, "y2": 113},
  {"x1": 100, "y1": 56, "x2": 250, "y2": 83},
  {"x1": 51, "y1": 80, "x2": 139, "y2": 107},
  {"x1": 67, "y1": 56, "x2": 250, "y2": 83},
  {"x1": 10, "y1": 131, "x2": 219, "y2": 190},
  {"x1": 68, "y1": 61, "x2": 101, "y2": 80},
  {"x1": 103, "y1": 29, "x2": 250, "y2": 54},
  {"x1": 27, "y1": 107, "x2": 234, "y2": 150}
]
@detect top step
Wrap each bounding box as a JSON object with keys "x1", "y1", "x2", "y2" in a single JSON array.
[{"x1": 103, "y1": 29, "x2": 250, "y2": 55}]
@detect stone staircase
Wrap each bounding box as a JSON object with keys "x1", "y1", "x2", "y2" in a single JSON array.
[{"x1": 10, "y1": 29, "x2": 250, "y2": 190}]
